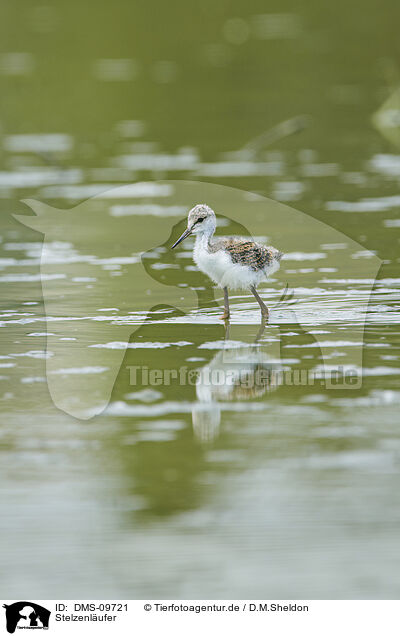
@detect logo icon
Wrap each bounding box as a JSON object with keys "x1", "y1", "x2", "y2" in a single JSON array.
[{"x1": 2, "y1": 602, "x2": 50, "y2": 633}]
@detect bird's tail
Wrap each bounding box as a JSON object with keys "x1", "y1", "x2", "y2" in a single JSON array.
[{"x1": 272, "y1": 247, "x2": 283, "y2": 261}]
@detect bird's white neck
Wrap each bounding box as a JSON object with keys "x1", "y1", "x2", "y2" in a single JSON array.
[{"x1": 195, "y1": 228, "x2": 214, "y2": 252}]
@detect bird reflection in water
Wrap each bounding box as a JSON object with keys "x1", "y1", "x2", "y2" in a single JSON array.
[{"x1": 192, "y1": 322, "x2": 282, "y2": 443}]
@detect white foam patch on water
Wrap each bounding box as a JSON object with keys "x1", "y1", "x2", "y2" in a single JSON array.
[
  {"x1": 137, "y1": 420, "x2": 186, "y2": 431},
  {"x1": 11, "y1": 350, "x2": 53, "y2": 359},
  {"x1": 3, "y1": 242, "x2": 43, "y2": 251},
  {"x1": 103, "y1": 400, "x2": 267, "y2": 417},
  {"x1": 369, "y1": 154, "x2": 400, "y2": 177},
  {"x1": 105, "y1": 400, "x2": 193, "y2": 416},
  {"x1": 27, "y1": 332, "x2": 54, "y2": 337},
  {"x1": 110, "y1": 204, "x2": 186, "y2": 217},
  {"x1": 93, "y1": 256, "x2": 140, "y2": 265},
  {"x1": 137, "y1": 419, "x2": 186, "y2": 433},
  {"x1": 0, "y1": 169, "x2": 81, "y2": 188},
  {"x1": 199, "y1": 340, "x2": 256, "y2": 349},
  {"x1": 301, "y1": 163, "x2": 339, "y2": 177},
  {"x1": 150, "y1": 263, "x2": 179, "y2": 270},
  {"x1": 384, "y1": 219, "x2": 400, "y2": 228},
  {"x1": 362, "y1": 367, "x2": 400, "y2": 375},
  {"x1": 196, "y1": 161, "x2": 283, "y2": 177},
  {"x1": 50, "y1": 366, "x2": 109, "y2": 375},
  {"x1": 175, "y1": 250, "x2": 194, "y2": 259},
  {"x1": 377, "y1": 278, "x2": 400, "y2": 285},
  {"x1": 89, "y1": 342, "x2": 129, "y2": 349},
  {"x1": 21, "y1": 376, "x2": 47, "y2": 384},
  {"x1": 0, "y1": 273, "x2": 66, "y2": 282},
  {"x1": 320, "y1": 243, "x2": 348, "y2": 250},
  {"x1": 319, "y1": 278, "x2": 376, "y2": 285},
  {"x1": 4, "y1": 134, "x2": 73, "y2": 153},
  {"x1": 115, "y1": 152, "x2": 198, "y2": 171},
  {"x1": 326, "y1": 195, "x2": 400, "y2": 212},
  {"x1": 283, "y1": 252, "x2": 326, "y2": 261},
  {"x1": 285, "y1": 341, "x2": 363, "y2": 348},
  {"x1": 286, "y1": 268, "x2": 315, "y2": 274},
  {"x1": 124, "y1": 389, "x2": 163, "y2": 402},
  {"x1": 23, "y1": 240, "x2": 141, "y2": 267},
  {"x1": 89, "y1": 340, "x2": 192, "y2": 349},
  {"x1": 272, "y1": 180, "x2": 305, "y2": 202},
  {"x1": 307, "y1": 330, "x2": 331, "y2": 334},
  {"x1": 351, "y1": 250, "x2": 376, "y2": 259},
  {"x1": 40, "y1": 182, "x2": 173, "y2": 199},
  {"x1": 0, "y1": 257, "x2": 43, "y2": 267},
  {"x1": 332, "y1": 390, "x2": 400, "y2": 407}
]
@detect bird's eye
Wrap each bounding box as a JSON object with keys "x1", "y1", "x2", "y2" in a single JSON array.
[{"x1": 196, "y1": 217, "x2": 205, "y2": 223}]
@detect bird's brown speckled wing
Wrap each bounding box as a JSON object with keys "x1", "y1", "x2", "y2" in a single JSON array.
[{"x1": 211, "y1": 238, "x2": 282, "y2": 271}]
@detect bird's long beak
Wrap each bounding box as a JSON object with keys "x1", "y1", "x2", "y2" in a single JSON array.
[{"x1": 171, "y1": 226, "x2": 192, "y2": 249}]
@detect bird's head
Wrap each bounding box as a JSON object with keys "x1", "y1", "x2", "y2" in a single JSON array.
[{"x1": 171, "y1": 204, "x2": 216, "y2": 248}]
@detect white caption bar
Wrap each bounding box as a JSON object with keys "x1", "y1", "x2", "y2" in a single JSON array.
[{"x1": 1, "y1": 600, "x2": 399, "y2": 635}]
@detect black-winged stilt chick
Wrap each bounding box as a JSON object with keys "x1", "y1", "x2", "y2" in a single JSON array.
[{"x1": 171, "y1": 204, "x2": 283, "y2": 320}]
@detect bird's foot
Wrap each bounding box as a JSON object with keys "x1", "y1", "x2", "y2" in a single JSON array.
[
  {"x1": 261, "y1": 307, "x2": 269, "y2": 320},
  {"x1": 220, "y1": 312, "x2": 230, "y2": 321}
]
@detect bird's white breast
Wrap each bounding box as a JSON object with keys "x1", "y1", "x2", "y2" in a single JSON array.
[
  {"x1": 193, "y1": 239, "x2": 268, "y2": 290},
  {"x1": 193, "y1": 241, "x2": 231, "y2": 285},
  {"x1": 192, "y1": 233, "x2": 281, "y2": 290}
]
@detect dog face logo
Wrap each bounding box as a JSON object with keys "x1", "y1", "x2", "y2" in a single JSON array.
[
  {"x1": 14, "y1": 180, "x2": 381, "y2": 419},
  {"x1": 2, "y1": 602, "x2": 50, "y2": 633}
]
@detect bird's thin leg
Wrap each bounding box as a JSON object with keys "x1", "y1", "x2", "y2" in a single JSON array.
[
  {"x1": 224, "y1": 321, "x2": 231, "y2": 340},
  {"x1": 220, "y1": 286, "x2": 230, "y2": 320},
  {"x1": 254, "y1": 317, "x2": 267, "y2": 342},
  {"x1": 250, "y1": 286, "x2": 269, "y2": 320}
]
